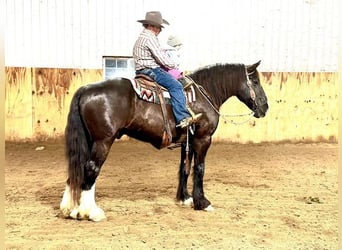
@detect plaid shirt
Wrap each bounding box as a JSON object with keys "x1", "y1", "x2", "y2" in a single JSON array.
[{"x1": 133, "y1": 29, "x2": 176, "y2": 71}]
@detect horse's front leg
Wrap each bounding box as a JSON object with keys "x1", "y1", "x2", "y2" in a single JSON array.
[
  {"x1": 192, "y1": 137, "x2": 213, "y2": 211},
  {"x1": 176, "y1": 143, "x2": 194, "y2": 206}
]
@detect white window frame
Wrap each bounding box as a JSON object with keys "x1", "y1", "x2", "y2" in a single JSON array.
[{"x1": 102, "y1": 56, "x2": 135, "y2": 80}]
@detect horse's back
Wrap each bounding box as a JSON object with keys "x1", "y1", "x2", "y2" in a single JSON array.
[
  {"x1": 79, "y1": 78, "x2": 135, "y2": 104},
  {"x1": 83, "y1": 78, "x2": 133, "y2": 93}
]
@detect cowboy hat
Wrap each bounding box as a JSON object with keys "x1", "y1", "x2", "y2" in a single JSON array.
[{"x1": 137, "y1": 11, "x2": 169, "y2": 28}]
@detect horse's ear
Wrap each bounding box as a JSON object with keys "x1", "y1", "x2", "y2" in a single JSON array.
[{"x1": 247, "y1": 60, "x2": 261, "y2": 72}]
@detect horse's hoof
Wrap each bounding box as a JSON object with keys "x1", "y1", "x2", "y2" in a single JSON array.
[
  {"x1": 89, "y1": 207, "x2": 107, "y2": 222},
  {"x1": 69, "y1": 207, "x2": 79, "y2": 219},
  {"x1": 204, "y1": 205, "x2": 214, "y2": 211},
  {"x1": 60, "y1": 207, "x2": 70, "y2": 218},
  {"x1": 180, "y1": 197, "x2": 193, "y2": 206}
]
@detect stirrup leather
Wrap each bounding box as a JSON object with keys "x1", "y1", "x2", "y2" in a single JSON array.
[{"x1": 179, "y1": 76, "x2": 194, "y2": 89}]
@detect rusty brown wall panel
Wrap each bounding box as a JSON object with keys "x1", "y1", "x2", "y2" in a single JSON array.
[
  {"x1": 213, "y1": 72, "x2": 338, "y2": 143},
  {"x1": 32, "y1": 68, "x2": 103, "y2": 140},
  {"x1": 5, "y1": 67, "x2": 33, "y2": 140},
  {"x1": 5, "y1": 67, "x2": 102, "y2": 141},
  {"x1": 4, "y1": 68, "x2": 338, "y2": 142}
]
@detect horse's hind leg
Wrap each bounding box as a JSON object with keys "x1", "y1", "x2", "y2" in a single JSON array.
[
  {"x1": 61, "y1": 138, "x2": 113, "y2": 221},
  {"x1": 176, "y1": 143, "x2": 194, "y2": 206},
  {"x1": 79, "y1": 138, "x2": 115, "y2": 221}
]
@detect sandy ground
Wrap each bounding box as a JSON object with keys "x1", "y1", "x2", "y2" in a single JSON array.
[{"x1": 5, "y1": 140, "x2": 338, "y2": 249}]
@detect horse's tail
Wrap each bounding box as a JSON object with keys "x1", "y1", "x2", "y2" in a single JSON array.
[{"x1": 65, "y1": 86, "x2": 91, "y2": 206}]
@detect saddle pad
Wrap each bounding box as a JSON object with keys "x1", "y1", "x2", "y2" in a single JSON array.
[{"x1": 129, "y1": 78, "x2": 196, "y2": 105}]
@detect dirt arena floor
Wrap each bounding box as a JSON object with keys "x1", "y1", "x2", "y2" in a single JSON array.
[{"x1": 5, "y1": 139, "x2": 338, "y2": 249}]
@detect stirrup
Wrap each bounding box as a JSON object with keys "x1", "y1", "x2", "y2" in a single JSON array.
[
  {"x1": 176, "y1": 113, "x2": 202, "y2": 129},
  {"x1": 176, "y1": 117, "x2": 193, "y2": 129},
  {"x1": 186, "y1": 106, "x2": 202, "y2": 121}
]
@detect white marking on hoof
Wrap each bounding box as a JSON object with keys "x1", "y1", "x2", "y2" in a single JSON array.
[
  {"x1": 59, "y1": 184, "x2": 106, "y2": 221},
  {"x1": 89, "y1": 206, "x2": 106, "y2": 222},
  {"x1": 60, "y1": 185, "x2": 74, "y2": 218},
  {"x1": 181, "y1": 197, "x2": 193, "y2": 206},
  {"x1": 69, "y1": 207, "x2": 79, "y2": 219},
  {"x1": 204, "y1": 205, "x2": 215, "y2": 211},
  {"x1": 78, "y1": 184, "x2": 106, "y2": 221}
]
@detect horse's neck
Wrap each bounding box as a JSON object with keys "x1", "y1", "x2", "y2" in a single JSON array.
[
  {"x1": 190, "y1": 65, "x2": 244, "y2": 108},
  {"x1": 199, "y1": 81, "x2": 235, "y2": 109}
]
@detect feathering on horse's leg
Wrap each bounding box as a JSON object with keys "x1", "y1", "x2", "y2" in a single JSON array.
[
  {"x1": 60, "y1": 184, "x2": 78, "y2": 218},
  {"x1": 78, "y1": 183, "x2": 105, "y2": 222},
  {"x1": 60, "y1": 160, "x2": 106, "y2": 221}
]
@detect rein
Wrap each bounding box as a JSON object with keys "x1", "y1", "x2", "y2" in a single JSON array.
[
  {"x1": 217, "y1": 112, "x2": 254, "y2": 125},
  {"x1": 185, "y1": 68, "x2": 255, "y2": 125}
]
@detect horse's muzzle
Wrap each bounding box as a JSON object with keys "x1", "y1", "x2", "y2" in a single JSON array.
[{"x1": 253, "y1": 102, "x2": 268, "y2": 118}]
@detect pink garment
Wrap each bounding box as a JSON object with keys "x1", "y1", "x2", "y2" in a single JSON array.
[{"x1": 168, "y1": 68, "x2": 183, "y2": 79}]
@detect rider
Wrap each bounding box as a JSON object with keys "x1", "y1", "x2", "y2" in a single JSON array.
[{"x1": 133, "y1": 11, "x2": 202, "y2": 129}]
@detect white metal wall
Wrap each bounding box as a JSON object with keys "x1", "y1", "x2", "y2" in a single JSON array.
[{"x1": 5, "y1": 0, "x2": 339, "y2": 72}]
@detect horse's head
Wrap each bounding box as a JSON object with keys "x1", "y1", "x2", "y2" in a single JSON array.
[{"x1": 237, "y1": 60, "x2": 268, "y2": 118}]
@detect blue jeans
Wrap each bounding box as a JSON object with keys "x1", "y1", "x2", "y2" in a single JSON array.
[{"x1": 136, "y1": 67, "x2": 190, "y2": 123}]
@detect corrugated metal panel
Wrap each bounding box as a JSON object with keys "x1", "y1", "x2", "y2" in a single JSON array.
[{"x1": 4, "y1": 0, "x2": 339, "y2": 71}]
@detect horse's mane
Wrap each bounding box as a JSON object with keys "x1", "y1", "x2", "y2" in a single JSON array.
[{"x1": 189, "y1": 63, "x2": 246, "y2": 106}]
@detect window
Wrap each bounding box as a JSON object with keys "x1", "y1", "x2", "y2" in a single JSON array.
[{"x1": 102, "y1": 56, "x2": 135, "y2": 80}]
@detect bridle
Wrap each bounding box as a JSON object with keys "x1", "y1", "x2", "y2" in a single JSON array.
[
  {"x1": 245, "y1": 68, "x2": 256, "y2": 102},
  {"x1": 185, "y1": 67, "x2": 257, "y2": 125}
]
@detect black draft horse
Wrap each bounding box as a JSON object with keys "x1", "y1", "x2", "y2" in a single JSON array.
[{"x1": 60, "y1": 61, "x2": 268, "y2": 221}]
